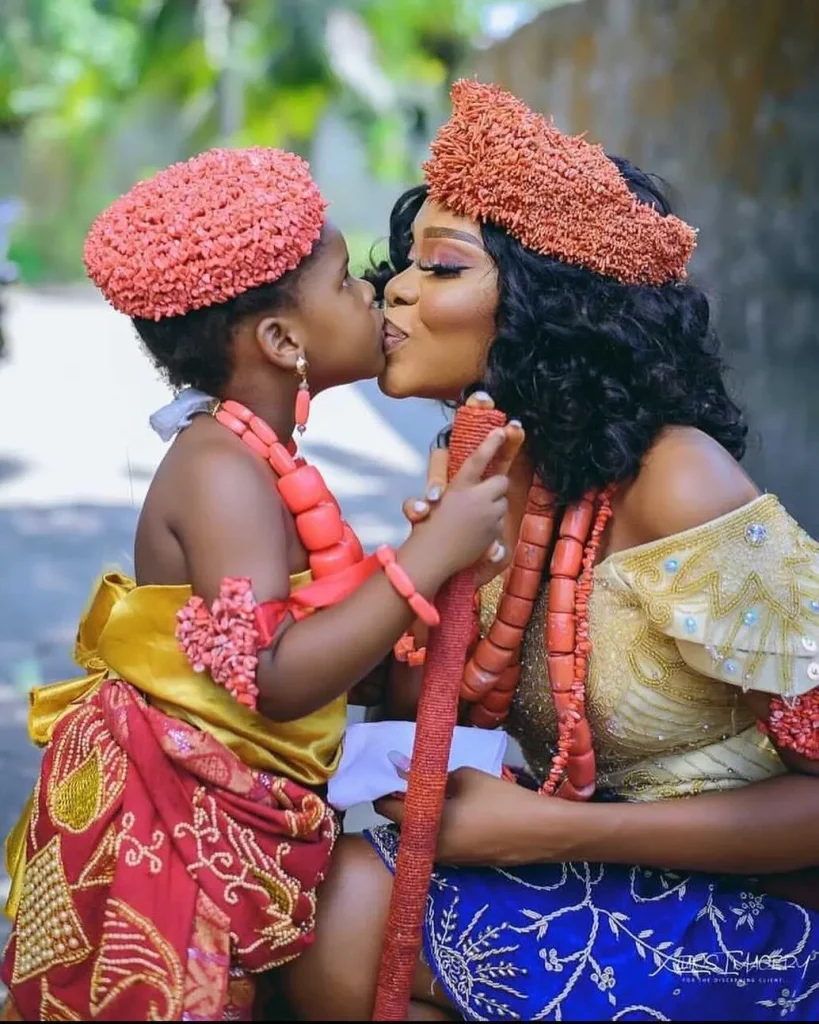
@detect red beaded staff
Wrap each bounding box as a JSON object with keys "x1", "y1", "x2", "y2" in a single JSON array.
[{"x1": 372, "y1": 398, "x2": 507, "y2": 1022}]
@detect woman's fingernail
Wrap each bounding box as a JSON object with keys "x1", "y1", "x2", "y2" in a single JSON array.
[
  {"x1": 388, "y1": 750, "x2": 411, "y2": 772},
  {"x1": 413, "y1": 500, "x2": 429, "y2": 514},
  {"x1": 509, "y1": 419, "x2": 522, "y2": 430},
  {"x1": 426, "y1": 484, "x2": 443, "y2": 502}
]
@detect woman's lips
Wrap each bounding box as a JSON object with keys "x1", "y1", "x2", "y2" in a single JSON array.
[{"x1": 382, "y1": 321, "x2": 408, "y2": 355}]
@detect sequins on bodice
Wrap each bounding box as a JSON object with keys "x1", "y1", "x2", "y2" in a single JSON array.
[{"x1": 478, "y1": 496, "x2": 819, "y2": 800}]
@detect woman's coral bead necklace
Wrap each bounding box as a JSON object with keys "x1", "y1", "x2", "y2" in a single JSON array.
[{"x1": 463, "y1": 482, "x2": 615, "y2": 800}]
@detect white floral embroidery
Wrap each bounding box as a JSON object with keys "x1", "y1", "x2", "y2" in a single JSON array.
[
  {"x1": 757, "y1": 983, "x2": 819, "y2": 1017},
  {"x1": 368, "y1": 827, "x2": 817, "y2": 1022},
  {"x1": 591, "y1": 964, "x2": 615, "y2": 992},
  {"x1": 539, "y1": 948, "x2": 564, "y2": 973},
  {"x1": 731, "y1": 891, "x2": 766, "y2": 930},
  {"x1": 427, "y1": 895, "x2": 526, "y2": 1018}
]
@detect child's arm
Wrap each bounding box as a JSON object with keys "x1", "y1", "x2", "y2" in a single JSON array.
[
  {"x1": 383, "y1": 657, "x2": 424, "y2": 720},
  {"x1": 172, "y1": 430, "x2": 509, "y2": 722},
  {"x1": 347, "y1": 657, "x2": 390, "y2": 707}
]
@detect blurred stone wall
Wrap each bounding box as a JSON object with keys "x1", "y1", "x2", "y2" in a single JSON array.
[{"x1": 470, "y1": 0, "x2": 819, "y2": 534}]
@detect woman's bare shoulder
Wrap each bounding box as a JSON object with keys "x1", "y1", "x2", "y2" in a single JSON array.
[{"x1": 618, "y1": 426, "x2": 760, "y2": 546}]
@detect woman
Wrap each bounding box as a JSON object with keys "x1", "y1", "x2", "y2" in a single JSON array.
[{"x1": 279, "y1": 81, "x2": 819, "y2": 1021}]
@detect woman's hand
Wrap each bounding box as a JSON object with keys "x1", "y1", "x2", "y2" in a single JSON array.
[{"x1": 375, "y1": 766, "x2": 574, "y2": 867}]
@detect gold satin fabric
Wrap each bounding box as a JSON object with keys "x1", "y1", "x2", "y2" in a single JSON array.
[{"x1": 29, "y1": 571, "x2": 346, "y2": 779}]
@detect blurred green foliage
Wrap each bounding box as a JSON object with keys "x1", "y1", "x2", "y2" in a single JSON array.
[{"x1": 0, "y1": 0, "x2": 498, "y2": 281}]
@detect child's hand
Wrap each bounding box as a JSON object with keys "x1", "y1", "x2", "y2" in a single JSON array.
[
  {"x1": 412, "y1": 426, "x2": 513, "y2": 578},
  {"x1": 403, "y1": 397, "x2": 525, "y2": 582}
]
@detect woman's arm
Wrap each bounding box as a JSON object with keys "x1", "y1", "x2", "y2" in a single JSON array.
[
  {"x1": 556, "y1": 771, "x2": 819, "y2": 875},
  {"x1": 376, "y1": 765, "x2": 819, "y2": 880}
]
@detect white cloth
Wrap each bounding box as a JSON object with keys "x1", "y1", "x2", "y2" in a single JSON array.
[
  {"x1": 327, "y1": 720, "x2": 508, "y2": 811},
  {"x1": 149, "y1": 387, "x2": 215, "y2": 442}
]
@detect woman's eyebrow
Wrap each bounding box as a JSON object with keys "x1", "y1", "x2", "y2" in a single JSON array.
[{"x1": 422, "y1": 227, "x2": 485, "y2": 250}]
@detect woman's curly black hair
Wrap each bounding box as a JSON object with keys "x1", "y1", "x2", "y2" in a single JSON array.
[
  {"x1": 131, "y1": 243, "x2": 319, "y2": 396},
  {"x1": 366, "y1": 159, "x2": 747, "y2": 505}
]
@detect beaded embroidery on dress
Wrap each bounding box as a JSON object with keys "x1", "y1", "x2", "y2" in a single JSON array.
[
  {"x1": 501, "y1": 494, "x2": 819, "y2": 800},
  {"x1": 366, "y1": 824, "x2": 819, "y2": 1022}
]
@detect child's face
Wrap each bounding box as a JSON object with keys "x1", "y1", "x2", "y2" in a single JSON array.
[{"x1": 295, "y1": 223, "x2": 385, "y2": 391}]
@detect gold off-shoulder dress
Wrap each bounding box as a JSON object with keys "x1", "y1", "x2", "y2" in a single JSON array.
[{"x1": 476, "y1": 494, "x2": 819, "y2": 799}]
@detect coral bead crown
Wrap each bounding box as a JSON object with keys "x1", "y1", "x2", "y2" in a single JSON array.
[
  {"x1": 423, "y1": 80, "x2": 696, "y2": 287},
  {"x1": 83, "y1": 147, "x2": 327, "y2": 320}
]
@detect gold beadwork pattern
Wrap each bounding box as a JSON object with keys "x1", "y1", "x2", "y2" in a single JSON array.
[
  {"x1": 478, "y1": 574, "x2": 505, "y2": 638},
  {"x1": 173, "y1": 786, "x2": 309, "y2": 967},
  {"x1": 10, "y1": 837, "x2": 92, "y2": 986},
  {"x1": 240, "y1": 884, "x2": 319, "y2": 973},
  {"x1": 49, "y1": 748, "x2": 104, "y2": 834},
  {"x1": 89, "y1": 897, "x2": 183, "y2": 1020},
  {"x1": 612, "y1": 495, "x2": 819, "y2": 695},
  {"x1": 496, "y1": 496, "x2": 818, "y2": 800},
  {"x1": 28, "y1": 777, "x2": 41, "y2": 847},
  {"x1": 47, "y1": 704, "x2": 126, "y2": 834},
  {"x1": 251, "y1": 864, "x2": 297, "y2": 918},
  {"x1": 117, "y1": 811, "x2": 165, "y2": 875},
  {"x1": 38, "y1": 979, "x2": 82, "y2": 1022},
  {"x1": 599, "y1": 726, "x2": 784, "y2": 801},
  {"x1": 75, "y1": 822, "x2": 118, "y2": 890}
]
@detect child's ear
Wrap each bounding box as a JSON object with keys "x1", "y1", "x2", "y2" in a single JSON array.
[{"x1": 255, "y1": 314, "x2": 303, "y2": 371}]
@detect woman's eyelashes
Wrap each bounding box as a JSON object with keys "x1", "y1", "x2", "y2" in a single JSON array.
[
  {"x1": 419, "y1": 246, "x2": 475, "y2": 274},
  {"x1": 416, "y1": 261, "x2": 468, "y2": 276}
]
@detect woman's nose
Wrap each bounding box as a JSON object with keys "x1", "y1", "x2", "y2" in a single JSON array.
[{"x1": 384, "y1": 266, "x2": 418, "y2": 308}]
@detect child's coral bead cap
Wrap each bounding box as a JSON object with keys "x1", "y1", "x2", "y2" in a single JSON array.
[
  {"x1": 423, "y1": 80, "x2": 697, "y2": 286},
  {"x1": 83, "y1": 147, "x2": 327, "y2": 320}
]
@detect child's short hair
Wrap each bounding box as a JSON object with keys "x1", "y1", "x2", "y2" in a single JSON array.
[{"x1": 131, "y1": 267, "x2": 314, "y2": 395}]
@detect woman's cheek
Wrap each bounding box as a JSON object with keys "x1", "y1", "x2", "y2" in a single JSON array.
[
  {"x1": 426, "y1": 338, "x2": 486, "y2": 399},
  {"x1": 406, "y1": 334, "x2": 463, "y2": 400},
  {"x1": 379, "y1": 276, "x2": 498, "y2": 399}
]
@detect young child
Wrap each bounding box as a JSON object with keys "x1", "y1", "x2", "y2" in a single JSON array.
[{"x1": 0, "y1": 147, "x2": 512, "y2": 1022}]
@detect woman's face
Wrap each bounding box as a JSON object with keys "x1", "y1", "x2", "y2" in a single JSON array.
[{"x1": 379, "y1": 200, "x2": 499, "y2": 401}]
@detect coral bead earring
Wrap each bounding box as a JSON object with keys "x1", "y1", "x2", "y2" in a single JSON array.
[{"x1": 295, "y1": 354, "x2": 310, "y2": 434}]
